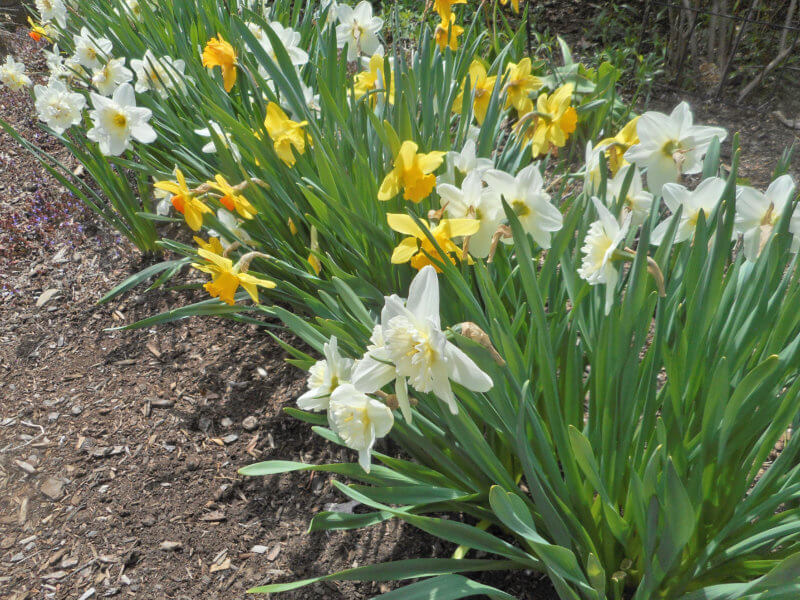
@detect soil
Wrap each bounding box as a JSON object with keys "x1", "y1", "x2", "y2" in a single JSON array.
[{"x1": 1, "y1": 10, "x2": 799, "y2": 600}]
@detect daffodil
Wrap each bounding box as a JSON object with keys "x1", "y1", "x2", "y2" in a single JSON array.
[
  {"x1": 453, "y1": 60, "x2": 498, "y2": 125},
  {"x1": 34, "y1": 79, "x2": 86, "y2": 134},
  {"x1": 353, "y1": 52, "x2": 394, "y2": 104},
  {"x1": 387, "y1": 213, "x2": 478, "y2": 271},
  {"x1": 264, "y1": 102, "x2": 309, "y2": 167},
  {"x1": 35, "y1": 0, "x2": 67, "y2": 27},
  {"x1": 193, "y1": 236, "x2": 224, "y2": 255},
  {"x1": 351, "y1": 265, "x2": 493, "y2": 419},
  {"x1": 438, "y1": 139, "x2": 494, "y2": 186},
  {"x1": 192, "y1": 248, "x2": 275, "y2": 305},
  {"x1": 208, "y1": 174, "x2": 257, "y2": 220},
  {"x1": 433, "y1": 0, "x2": 466, "y2": 20},
  {"x1": 519, "y1": 83, "x2": 578, "y2": 158},
  {"x1": 578, "y1": 197, "x2": 632, "y2": 314},
  {"x1": 335, "y1": 1, "x2": 384, "y2": 61},
  {"x1": 378, "y1": 141, "x2": 445, "y2": 203},
  {"x1": 154, "y1": 168, "x2": 211, "y2": 231},
  {"x1": 605, "y1": 165, "x2": 653, "y2": 228},
  {"x1": 327, "y1": 383, "x2": 393, "y2": 473},
  {"x1": 0, "y1": 56, "x2": 32, "y2": 91},
  {"x1": 624, "y1": 102, "x2": 727, "y2": 195},
  {"x1": 597, "y1": 116, "x2": 639, "y2": 176},
  {"x1": 735, "y1": 175, "x2": 799, "y2": 261},
  {"x1": 297, "y1": 336, "x2": 354, "y2": 411},
  {"x1": 437, "y1": 171, "x2": 503, "y2": 258},
  {"x1": 202, "y1": 35, "x2": 237, "y2": 92},
  {"x1": 503, "y1": 58, "x2": 541, "y2": 114},
  {"x1": 72, "y1": 27, "x2": 113, "y2": 70},
  {"x1": 86, "y1": 83, "x2": 156, "y2": 156},
  {"x1": 28, "y1": 17, "x2": 55, "y2": 42},
  {"x1": 651, "y1": 177, "x2": 726, "y2": 245},
  {"x1": 500, "y1": 0, "x2": 521, "y2": 13},
  {"x1": 434, "y1": 15, "x2": 464, "y2": 52}
]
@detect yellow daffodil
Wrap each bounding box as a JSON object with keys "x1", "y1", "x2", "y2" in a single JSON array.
[
  {"x1": 433, "y1": 0, "x2": 466, "y2": 20},
  {"x1": 353, "y1": 53, "x2": 395, "y2": 105},
  {"x1": 504, "y1": 58, "x2": 541, "y2": 114},
  {"x1": 208, "y1": 174, "x2": 257, "y2": 219},
  {"x1": 596, "y1": 116, "x2": 640, "y2": 176},
  {"x1": 519, "y1": 83, "x2": 578, "y2": 158},
  {"x1": 264, "y1": 102, "x2": 309, "y2": 167},
  {"x1": 202, "y1": 35, "x2": 237, "y2": 92},
  {"x1": 434, "y1": 15, "x2": 464, "y2": 52},
  {"x1": 387, "y1": 213, "x2": 479, "y2": 271},
  {"x1": 192, "y1": 248, "x2": 275, "y2": 305},
  {"x1": 28, "y1": 17, "x2": 53, "y2": 42},
  {"x1": 500, "y1": 0, "x2": 520, "y2": 13},
  {"x1": 378, "y1": 141, "x2": 445, "y2": 203},
  {"x1": 154, "y1": 168, "x2": 211, "y2": 231},
  {"x1": 193, "y1": 236, "x2": 224, "y2": 255},
  {"x1": 452, "y1": 60, "x2": 498, "y2": 125}
]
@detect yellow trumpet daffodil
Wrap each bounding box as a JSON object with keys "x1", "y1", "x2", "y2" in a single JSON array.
[
  {"x1": 434, "y1": 15, "x2": 464, "y2": 52},
  {"x1": 193, "y1": 236, "x2": 224, "y2": 255},
  {"x1": 264, "y1": 102, "x2": 309, "y2": 167},
  {"x1": 452, "y1": 60, "x2": 498, "y2": 125},
  {"x1": 504, "y1": 58, "x2": 541, "y2": 114},
  {"x1": 387, "y1": 213, "x2": 479, "y2": 271},
  {"x1": 154, "y1": 168, "x2": 211, "y2": 231},
  {"x1": 433, "y1": 0, "x2": 467, "y2": 20},
  {"x1": 208, "y1": 174, "x2": 257, "y2": 219},
  {"x1": 596, "y1": 116, "x2": 640, "y2": 176},
  {"x1": 192, "y1": 248, "x2": 275, "y2": 305},
  {"x1": 353, "y1": 53, "x2": 395, "y2": 105},
  {"x1": 202, "y1": 35, "x2": 237, "y2": 92},
  {"x1": 520, "y1": 83, "x2": 578, "y2": 158},
  {"x1": 378, "y1": 141, "x2": 445, "y2": 203}
]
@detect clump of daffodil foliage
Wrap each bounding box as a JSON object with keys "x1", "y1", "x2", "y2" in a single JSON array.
[{"x1": 3, "y1": 0, "x2": 800, "y2": 598}]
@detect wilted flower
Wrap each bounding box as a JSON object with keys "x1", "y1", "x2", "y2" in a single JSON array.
[
  {"x1": 130, "y1": 50, "x2": 186, "y2": 97},
  {"x1": 503, "y1": 58, "x2": 541, "y2": 114},
  {"x1": 351, "y1": 265, "x2": 493, "y2": 419},
  {"x1": 453, "y1": 60, "x2": 497, "y2": 125},
  {"x1": 651, "y1": 177, "x2": 726, "y2": 245},
  {"x1": 336, "y1": 1, "x2": 383, "y2": 61},
  {"x1": 73, "y1": 27, "x2": 113, "y2": 70},
  {"x1": 0, "y1": 56, "x2": 33, "y2": 91},
  {"x1": 378, "y1": 141, "x2": 445, "y2": 203},
  {"x1": 86, "y1": 83, "x2": 156, "y2": 156},
  {"x1": 605, "y1": 165, "x2": 654, "y2": 228},
  {"x1": 191, "y1": 249, "x2": 275, "y2": 305},
  {"x1": 624, "y1": 102, "x2": 727, "y2": 195},
  {"x1": 35, "y1": 0, "x2": 67, "y2": 27},
  {"x1": 438, "y1": 139, "x2": 494, "y2": 186},
  {"x1": 578, "y1": 197, "x2": 631, "y2": 314},
  {"x1": 484, "y1": 165, "x2": 563, "y2": 249},
  {"x1": 264, "y1": 102, "x2": 309, "y2": 167},
  {"x1": 202, "y1": 35, "x2": 237, "y2": 92},
  {"x1": 34, "y1": 79, "x2": 86, "y2": 134},
  {"x1": 520, "y1": 83, "x2": 578, "y2": 158},
  {"x1": 297, "y1": 337, "x2": 354, "y2": 411},
  {"x1": 91, "y1": 57, "x2": 133, "y2": 96},
  {"x1": 437, "y1": 171, "x2": 503, "y2": 258},
  {"x1": 154, "y1": 168, "x2": 211, "y2": 231},
  {"x1": 434, "y1": 15, "x2": 464, "y2": 52},
  {"x1": 735, "y1": 175, "x2": 799, "y2": 261},
  {"x1": 327, "y1": 383, "x2": 393, "y2": 472},
  {"x1": 387, "y1": 214, "x2": 478, "y2": 271}
]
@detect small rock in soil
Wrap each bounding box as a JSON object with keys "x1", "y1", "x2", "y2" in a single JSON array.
[
  {"x1": 150, "y1": 398, "x2": 174, "y2": 408},
  {"x1": 159, "y1": 540, "x2": 182, "y2": 551},
  {"x1": 221, "y1": 434, "x2": 239, "y2": 445},
  {"x1": 40, "y1": 477, "x2": 65, "y2": 501},
  {"x1": 242, "y1": 416, "x2": 258, "y2": 431}
]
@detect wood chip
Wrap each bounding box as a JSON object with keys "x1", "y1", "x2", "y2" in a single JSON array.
[
  {"x1": 159, "y1": 541, "x2": 182, "y2": 552},
  {"x1": 199, "y1": 511, "x2": 226, "y2": 522},
  {"x1": 15, "y1": 460, "x2": 36, "y2": 474},
  {"x1": 36, "y1": 288, "x2": 60, "y2": 307},
  {"x1": 209, "y1": 558, "x2": 231, "y2": 573}
]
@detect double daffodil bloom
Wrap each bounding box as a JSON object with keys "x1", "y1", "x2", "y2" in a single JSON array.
[
  {"x1": 434, "y1": 15, "x2": 464, "y2": 52},
  {"x1": 192, "y1": 248, "x2": 275, "y2": 305},
  {"x1": 378, "y1": 141, "x2": 445, "y2": 203},
  {"x1": 388, "y1": 213, "x2": 478, "y2": 271},
  {"x1": 154, "y1": 168, "x2": 211, "y2": 231},
  {"x1": 453, "y1": 60, "x2": 498, "y2": 125},
  {"x1": 596, "y1": 116, "x2": 640, "y2": 176},
  {"x1": 353, "y1": 53, "x2": 394, "y2": 105},
  {"x1": 433, "y1": 0, "x2": 466, "y2": 20},
  {"x1": 202, "y1": 35, "x2": 237, "y2": 92},
  {"x1": 503, "y1": 58, "x2": 541, "y2": 114},
  {"x1": 264, "y1": 102, "x2": 309, "y2": 167},
  {"x1": 519, "y1": 83, "x2": 578, "y2": 158},
  {"x1": 208, "y1": 174, "x2": 257, "y2": 220}
]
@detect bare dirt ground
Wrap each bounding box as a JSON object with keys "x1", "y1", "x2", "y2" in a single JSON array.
[{"x1": 2, "y1": 7, "x2": 800, "y2": 600}]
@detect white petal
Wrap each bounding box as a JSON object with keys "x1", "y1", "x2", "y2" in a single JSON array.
[
  {"x1": 406, "y1": 265, "x2": 440, "y2": 327},
  {"x1": 446, "y1": 343, "x2": 493, "y2": 392}
]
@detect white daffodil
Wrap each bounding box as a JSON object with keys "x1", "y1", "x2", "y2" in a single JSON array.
[
  {"x1": 261, "y1": 22, "x2": 309, "y2": 67},
  {"x1": 72, "y1": 27, "x2": 113, "y2": 70},
  {"x1": 33, "y1": 79, "x2": 86, "y2": 134},
  {"x1": 735, "y1": 175, "x2": 799, "y2": 261},
  {"x1": 484, "y1": 165, "x2": 563, "y2": 249},
  {"x1": 0, "y1": 56, "x2": 32, "y2": 91},
  {"x1": 122, "y1": 0, "x2": 143, "y2": 20},
  {"x1": 578, "y1": 197, "x2": 632, "y2": 314},
  {"x1": 438, "y1": 139, "x2": 494, "y2": 186},
  {"x1": 297, "y1": 336, "x2": 354, "y2": 411},
  {"x1": 91, "y1": 57, "x2": 133, "y2": 96},
  {"x1": 194, "y1": 122, "x2": 241, "y2": 161},
  {"x1": 605, "y1": 165, "x2": 654, "y2": 228},
  {"x1": 351, "y1": 265, "x2": 493, "y2": 420},
  {"x1": 624, "y1": 102, "x2": 727, "y2": 195},
  {"x1": 327, "y1": 383, "x2": 393, "y2": 473},
  {"x1": 651, "y1": 177, "x2": 726, "y2": 245},
  {"x1": 36, "y1": 0, "x2": 67, "y2": 27},
  {"x1": 318, "y1": 0, "x2": 340, "y2": 28},
  {"x1": 437, "y1": 171, "x2": 503, "y2": 258},
  {"x1": 209, "y1": 208, "x2": 255, "y2": 248},
  {"x1": 87, "y1": 83, "x2": 156, "y2": 156},
  {"x1": 43, "y1": 45, "x2": 72, "y2": 84},
  {"x1": 583, "y1": 141, "x2": 602, "y2": 196},
  {"x1": 336, "y1": 0, "x2": 383, "y2": 61},
  {"x1": 130, "y1": 50, "x2": 186, "y2": 98}
]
